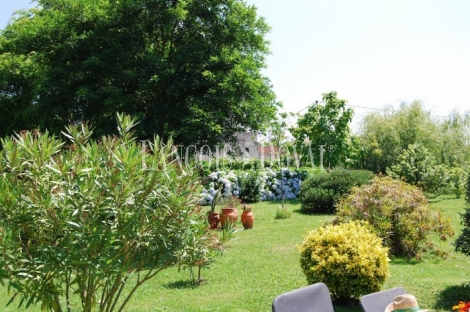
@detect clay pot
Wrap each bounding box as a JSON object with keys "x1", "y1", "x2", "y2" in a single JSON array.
[
  {"x1": 220, "y1": 207, "x2": 238, "y2": 227},
  {"x1": 208, "y1": 212, "x2": 220, "y2": 229},
  {"x1": 241, "y1": 209, "x2": 254, "y2": 229}
]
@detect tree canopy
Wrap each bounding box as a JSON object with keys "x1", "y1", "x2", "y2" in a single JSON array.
[
  {"x1": 0, "y1": 0, "x2": 278, "y2": 146},
  {"x1": 357, "y1": 101, "x2": 470, "y2": 173},
  {"x1": 291, "y1": 91, "x2": 355, "y2": 168}
]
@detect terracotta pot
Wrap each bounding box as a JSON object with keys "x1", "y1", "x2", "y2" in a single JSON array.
[
  {"x1": 241, "y1": 210, "x2": 254, "y2": 229},
  {"x1": 208, "y1": 212, "x2": 220, "y2": 229},
  {"x1": 220, "y1": 207, "x2": 238, "y2": 227}
]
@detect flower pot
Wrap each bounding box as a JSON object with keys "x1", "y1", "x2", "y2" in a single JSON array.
[
  {"x1": 241, "y1": 209, "x2": 254, "y2": 229},
  {"x1": 220, "y1": 207, "x2": 238, "y2": 227},
  {"x1": 208, "y1": 212, "x2": 220, "y2": 229}
]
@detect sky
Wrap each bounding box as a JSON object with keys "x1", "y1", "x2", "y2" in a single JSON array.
[{"x1": 2, "y1": 0, "x2": 470, "y2": 130}]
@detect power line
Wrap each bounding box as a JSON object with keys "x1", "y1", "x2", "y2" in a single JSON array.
[
  {"x1": 346, "y1": 104, "x2": 382, "y2": 111},
  {"x1": 296, "y1": 101, "x2": 322, "y2": 113},
  {"x1": 297, "y1": 102, "x2": 448, "y2": 119},
  {"x1": 297, "y1": 102, "x2": 382, "y2": 113}
]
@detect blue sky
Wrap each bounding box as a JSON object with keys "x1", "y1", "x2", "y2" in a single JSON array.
[
  {"x1": 245, "y1": 0, "x2": 470, "y2": 125},
  {"x1": 2, "y1": 0, "x2": 470, "y2": 128}
]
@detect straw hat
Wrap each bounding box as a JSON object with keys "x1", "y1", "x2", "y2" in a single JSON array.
[{"x1": 385, "y1": 294, "x2": 429, "y2": 312}]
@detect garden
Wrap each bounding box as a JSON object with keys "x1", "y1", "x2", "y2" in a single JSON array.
[
  {"x1": 0, "y1": 196, "x2": 468, "y2": 312},
  {"x1": 1, "y1": 1, "x2": 470, "y2": 311},
  {"x1": 0, "y1": 112, "x2": 469, "y2": 312}
]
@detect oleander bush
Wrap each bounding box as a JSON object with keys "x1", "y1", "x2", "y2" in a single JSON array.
[
  {"x1": 0, "y1": 114, "x2": 216, "y2": 311},
  {"x1": 299, "y1": 169, "x2": 374, "y2": 214},
  {"x1": 298, "y1": 221, "x2": 389, "y2": 300},
  {"x1": 455, "y1": 172, "x2": 470, "y2": 256},
  {"x1": 336, "y1": 176, "x2": 454, "y2": 259}
]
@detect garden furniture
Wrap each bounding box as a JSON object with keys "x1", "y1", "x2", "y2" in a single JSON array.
[
  {"x1": 360, "y1": 287, "x2": 407, "y2": 312},
  {"x1": 271, "y1": 282, "x2": 334, "y2": 312}
]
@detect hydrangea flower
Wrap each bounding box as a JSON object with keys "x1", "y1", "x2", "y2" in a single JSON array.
[{"x1": 199, "y1": 168, "x2": 305, "y2": 204}]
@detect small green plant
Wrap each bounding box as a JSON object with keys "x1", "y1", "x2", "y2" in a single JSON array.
[
  {"x1": 220, "y1": 220, "x2": 236, "y2": 244},
  {"x1": 336, "y1": 176, "x2": 454, "y2": 259},
  {"x1": 238, "y1": 171, "x2": 261, "y2": 203},
  {"x1": 448, "y1": 167, "x2": 467, "y2": 199},
  {"x1": 210, "y1": 187, "x2": 223, "y2": 213},
  {"x1": 298, "y1": 221, "x2": 389, "y2": 300},
  {"x1": 299, "y1": 169, "x2": 374, "y2": 214},
  {"x1": 275, "y1": 206, "x2": 292, "y2": 219}
]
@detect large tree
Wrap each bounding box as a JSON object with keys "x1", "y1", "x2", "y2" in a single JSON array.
[{"x1": 0, "y1": 0, "x2": 278, "y2": 146}]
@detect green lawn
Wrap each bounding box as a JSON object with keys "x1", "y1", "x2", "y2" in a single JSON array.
[{"x1": 1, "y1": 196, "x2": 469, "y2": 311}]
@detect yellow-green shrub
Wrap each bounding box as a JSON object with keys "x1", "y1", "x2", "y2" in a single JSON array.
[
  {"x1": 298, "y1": 221, "x2": 389, "y2": 300},
  {"x1": 335, "y1": 176, "x2": 454, "y2": 259}
]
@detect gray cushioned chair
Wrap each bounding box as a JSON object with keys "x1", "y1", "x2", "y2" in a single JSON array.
[
  {"x1": 360, "y1": 287, "x2": 407, "y2": 312},
  {"x1": 272, "y1": 282, "x2": 334, "y2": 312}
]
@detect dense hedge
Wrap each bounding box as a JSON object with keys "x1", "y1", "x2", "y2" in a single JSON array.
[
  {"x1": 298, "y1": 169, "x2": 374, "y2": 214},
  {"x1": 455, "y1": 173, "x2": 470, "y2": 256}
]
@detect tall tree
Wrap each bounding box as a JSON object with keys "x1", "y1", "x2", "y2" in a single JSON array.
[
  {"x1": 0, "y1": 0, "x2": 278, "y2": 146},
  {"x1": 291, "y1": 91, "x2": 355, "y2": 168}
]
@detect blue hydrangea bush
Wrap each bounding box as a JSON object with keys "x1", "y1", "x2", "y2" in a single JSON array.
[{"x1": 200, "y1": 168, "x2": 311, "y2": 205}]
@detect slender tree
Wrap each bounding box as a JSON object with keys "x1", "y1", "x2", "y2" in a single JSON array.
[{"x1": 291, "y1": 91, "x2": 355, "y2": 168}]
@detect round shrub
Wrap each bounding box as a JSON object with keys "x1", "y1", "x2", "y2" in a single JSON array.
[
  {"x1": 298, "y1": 221, "x2": 389, "y2": 300},
  {"x1": 299, "y1": 169, "x2": 374, "y2": 214},
  {"x1": 336, "y1": 176, "x2": 454, "y2": 259}
]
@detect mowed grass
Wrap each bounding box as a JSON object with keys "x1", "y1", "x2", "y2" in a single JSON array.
[{"x1": 0, "y1": 196, "x2": 469, "y2": 311}]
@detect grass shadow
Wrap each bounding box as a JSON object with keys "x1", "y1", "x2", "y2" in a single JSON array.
[
  {"x1": 388, "y1": 257, "x2": 421, "y2": 266},
  {"x1": 292, "y1": 208, "x2": 334, "y2": 217},
  {"x1": 426, "y1": 194, "x2": 459, "y2": 203},
  {"x1": 434, "y1": 283, "x2": 470, "y2": 310},
  {"x1": 163, "y1": 279, "x2": 201, "y2": 290}
]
